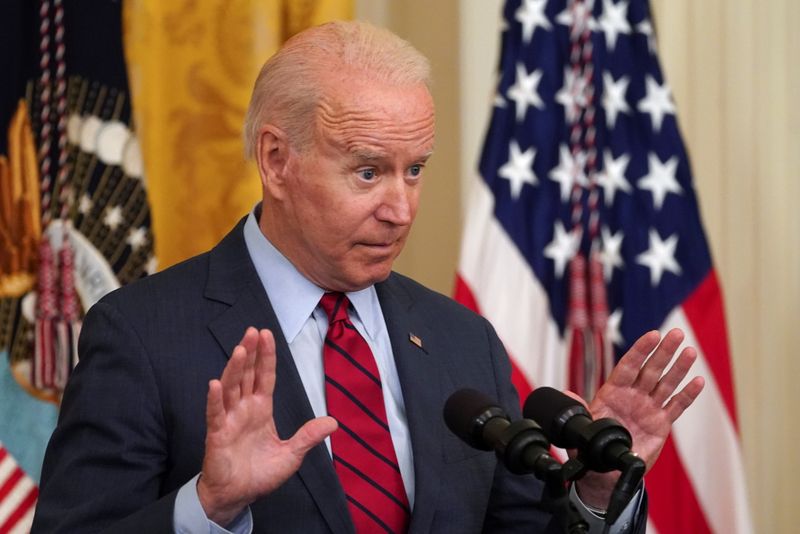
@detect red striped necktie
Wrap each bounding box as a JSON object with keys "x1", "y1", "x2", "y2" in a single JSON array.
[{"x1": 319, "y1": 292, "x2": 410, "y2": 534}]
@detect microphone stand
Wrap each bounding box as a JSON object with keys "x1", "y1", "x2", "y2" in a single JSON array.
[
  {"x1": 560, "y1": 450, "x2": 645, "y2": 528},
  {"x1": 538, "y1": 461, "x2": 589, "y2": 534},
  {"x1": 492, "y1": 419, "x2": 588, "y2": 534}
]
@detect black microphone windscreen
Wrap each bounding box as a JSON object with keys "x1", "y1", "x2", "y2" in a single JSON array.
[
  {"x1": 523, "y1": 386, "x2": 585, "y2": 439},
  {"x1": 443, "y1": 388, "x2": 500, "y2": 449}
]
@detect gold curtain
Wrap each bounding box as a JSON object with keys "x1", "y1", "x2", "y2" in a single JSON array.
[{"x1": 123, "y1": 0, "x2": 352, "y2": 269}]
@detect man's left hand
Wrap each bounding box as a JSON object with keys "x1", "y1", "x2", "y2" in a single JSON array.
[{"x1": 574, "y1": 328, "x2": 705, "y2": 509}]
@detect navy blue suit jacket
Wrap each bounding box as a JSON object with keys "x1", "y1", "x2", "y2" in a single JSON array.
[{"x1": 32, "y1": 219, "x2": 568, "y2": 533}]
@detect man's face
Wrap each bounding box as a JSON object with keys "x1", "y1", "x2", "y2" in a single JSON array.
[{"x1": 268, "y1": 73, "x2": 435, "y2": 292}]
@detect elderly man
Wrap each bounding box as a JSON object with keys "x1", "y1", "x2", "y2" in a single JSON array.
[{"x1": 32, "y1": 21, "x2": 703, "y2": 533}]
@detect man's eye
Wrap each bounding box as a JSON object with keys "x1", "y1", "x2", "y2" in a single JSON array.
[
  {"x1": 409, "y1": 165, "x2": 422, "y2": 177},
  {"x1": 358, "y1": 168, "x2": 376, "y2": 181}
]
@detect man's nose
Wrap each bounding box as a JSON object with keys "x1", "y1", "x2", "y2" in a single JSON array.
[{"x1": 375, "y1": 178, "x2": 415, "y2": 226}]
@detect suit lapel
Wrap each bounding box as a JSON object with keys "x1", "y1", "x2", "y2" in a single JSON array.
[
  {"x1": 205, "y1": 220, "x2": 353, "y2": 534},
  {"x1": 376, "y1": 276, "x2": 443, "y2": 534}
]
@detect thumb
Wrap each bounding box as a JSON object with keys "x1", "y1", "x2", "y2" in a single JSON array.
[{"x1": 288, "y1": 416, "x2": 338, "y2": 458}]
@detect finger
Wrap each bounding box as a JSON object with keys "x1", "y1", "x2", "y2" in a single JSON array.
[
  {"x1": 206, "y1": 379, "x2": 225, "y2": 433},
  {"x1": 288, "y1": 416, "x2": 338, "y2": 459},
  {"x1": 663, "y1": 376, "x2": 705, "y2": 422},
  {"x1": 239, "y1": 326, "x2": 259, "y2": 353},
  {"x1": 221, "y1": 345, "x2": 246, "y2": 411},
  {"x1": 240, "y1": 334, "x2": 258, "y2": 398},
  {"x1": 651, "y1": 347, "x2": 697, "y2": 405},
  {"x1": 635, "y1": 328, "x2": 685, "y2": 393},
  {"x1": 606, "y1": 330, "x2": 661, "y2": 387},
  {"x1": 253, "y1": 329, "x2": 277, "y2": 398}
]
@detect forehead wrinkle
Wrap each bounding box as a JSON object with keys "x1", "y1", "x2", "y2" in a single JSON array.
[
  {"x1": 331, "y1": 124, "x2": 435, "y2": 156},
  {"x1": 315, "y1": 97, "x2": 435, "y2": 149},
  {"x1": 317, "y1": 108, "x2": 435, "y2": 141}
]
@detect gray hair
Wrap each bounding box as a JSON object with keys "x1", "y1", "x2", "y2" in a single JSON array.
[{"x1": 243, "y1": 20, "x2": 432, "y2": 157}]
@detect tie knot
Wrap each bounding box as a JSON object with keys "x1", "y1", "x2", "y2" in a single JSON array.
[{"x1": 319, "y1": 292, "x2": 350, "y2": 324}]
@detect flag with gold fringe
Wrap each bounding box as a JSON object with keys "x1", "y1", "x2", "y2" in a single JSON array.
[{"x1": 0, "y1": 2, "x2": 154, "y2": 531}]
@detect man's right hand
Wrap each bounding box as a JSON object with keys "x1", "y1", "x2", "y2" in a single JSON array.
[{"x1": 197, "y1": 327, "x2": 338, "y2": 526}]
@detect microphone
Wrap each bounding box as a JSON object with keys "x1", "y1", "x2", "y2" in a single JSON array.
[
  {"x1": 522, "y1": 387, "x2": 638, "y2": 472},
  {"x1": 443, "y1": 388, "x2": 559, "y2": 477},
  {"x1": 523, "y1": 387, "x2": 645, "y2": 524},
  {"x1": 444, "y1": 388, "x2": 591, "y2": 534}
]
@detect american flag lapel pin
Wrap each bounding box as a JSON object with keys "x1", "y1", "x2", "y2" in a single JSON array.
[{"x1": 408, "y1": 333, "x2": 423, "y2": 350}]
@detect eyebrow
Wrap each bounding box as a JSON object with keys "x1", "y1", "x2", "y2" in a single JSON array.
[
  {"x1": 349, "y1": 150, "x2": 434, "y2": 163},
  {"x1": 351, "y1": 149, "x2": 386, "y2": 161}
]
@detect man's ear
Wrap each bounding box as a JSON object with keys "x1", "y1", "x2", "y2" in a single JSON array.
[{"x1": 256, "y1": 125, "x2": 291, "y2": 199}]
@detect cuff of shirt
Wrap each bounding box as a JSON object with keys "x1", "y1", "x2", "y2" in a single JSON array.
[
  {"x1": 174, "y1": 473, "x2": 254, "y2": 534},
  {"x1": 569, "y1": 482, "x2": 643, "y2": 534}
]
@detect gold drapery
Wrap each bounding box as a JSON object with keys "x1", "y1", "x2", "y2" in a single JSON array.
[{"x1": 123, "y1": 0, "x2": 352, "y2": 269}]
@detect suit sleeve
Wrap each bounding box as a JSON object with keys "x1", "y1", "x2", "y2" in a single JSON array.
[{"x1": 31, "y1": 300, "x2": 176, "y2": 533}]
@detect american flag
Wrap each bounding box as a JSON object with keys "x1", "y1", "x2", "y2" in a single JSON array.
[
  {"x1": 0, "y1": 444, "x2": 37, "y2": 534},
  {"x1": 455, "y1": 1, "x2": 753, "y2": 532}
]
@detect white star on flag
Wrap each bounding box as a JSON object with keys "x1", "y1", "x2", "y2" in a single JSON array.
[
  {"x1": 507, "y1": 62, "x2": 545, "y2": 122},
  {"x1": 607, "y1": 308, "x2": 624, "y2": 347},
  {"x1": 549, "y1": 144, "x2": 587, "y2": 202},
  {"x1": 498, "y1": 140, "x2": 538, "y2": 199},
  {"x1": 598, "y1": 0, "x2": 632, "y2": 51},
  {"x1": 600, "y1": 225, "x2": 625, "y2": 281},
  {"x1": 637, "y1": 75, "x2": 676, "y2": 131},
  {"x1": 598, "y1": 149, "x2": 632, "y2": 206},
  {"x1": 103, "y1": 206, "x2": 124, "y2": 230},
  {"x1": 556, "y1": 67, "x2": 588, "y2": 124},
  {"x1": 636, "y1": 228, "x2": 682, "y2": 285},
  {"x1": 515, "y1": 0, "x2": 552, "y2": 43},
  {"x1": 493, "y1": 72, "x2": 507, "y2": 108},
  {"x1": 602, "y1": 71, "x2": 631, "y2": 129},
  {"x1": 78, "y1": 193, "x2": 93, "y2": 215},
  {"x1": 544, "y1": 220, "x2": 580, "y2": 278},
  {"x1": 126, "y1": 227, "x2": 148, "y2": 251},
  {"x1": 638, "y1": 153, "x2": 682, "y2": 210},
  {"x1": 636, "y1": 19, "x2": 657, "y2": 54}
]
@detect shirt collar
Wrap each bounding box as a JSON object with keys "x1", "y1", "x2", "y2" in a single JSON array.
[{"x1": 242, "y1": 206, "x2": 383, "y2": 343}]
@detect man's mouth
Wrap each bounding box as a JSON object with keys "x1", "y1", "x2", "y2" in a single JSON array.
[
  {"x1": 357, "y1": 239, "x2": 401, "y2": 255},
  {"x1": 361, "y1": 242, "x2": 393, "y2": 250}
]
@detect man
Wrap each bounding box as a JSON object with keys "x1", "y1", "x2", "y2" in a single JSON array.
[{"x1": 32, "y1": 21, "x2": 703, "y2": 533}]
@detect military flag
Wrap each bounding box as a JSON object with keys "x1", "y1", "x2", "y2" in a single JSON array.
[{"x1": 0, "y1": 2, "x2": 154, "y2": 531}]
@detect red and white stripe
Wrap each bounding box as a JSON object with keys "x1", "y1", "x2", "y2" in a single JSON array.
[
  {"x1": 0, "y1": 445, "x2": 38, "y2": 534},
  {"x1": 456, "y1": 180, "x2": 567, "y2": 392},
  {"x1": 455, "y1": 179, "x2": 753, "y2": 533}
]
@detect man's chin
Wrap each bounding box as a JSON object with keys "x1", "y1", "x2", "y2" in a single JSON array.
[{"x1": 336, "y1": 263, "x2": 393, "y2": 292}]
